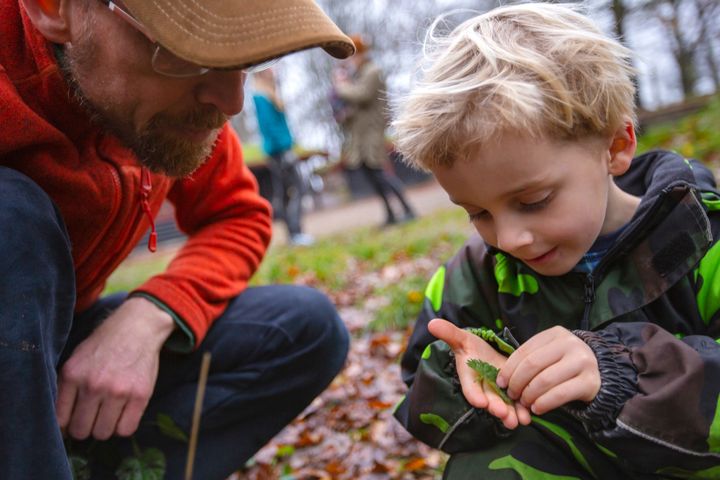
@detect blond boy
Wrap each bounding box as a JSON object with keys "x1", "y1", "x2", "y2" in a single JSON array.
[{"x1": 393, "y1": 3, "x2": 720, "y2": 478}]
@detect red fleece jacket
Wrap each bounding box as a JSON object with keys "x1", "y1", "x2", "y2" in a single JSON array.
[{"x1": 0, "y1": 1, "x2": 272, "y2": 347}]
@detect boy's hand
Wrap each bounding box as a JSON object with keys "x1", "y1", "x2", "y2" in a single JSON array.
[
  {"x1": 496, "y1": 326, "x2": 600, "y2": 415},
  {"x1": 428, "y1": 319, "x2": 532, "y2": 429}
]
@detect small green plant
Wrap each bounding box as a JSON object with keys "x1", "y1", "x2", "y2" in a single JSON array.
[
  {"x1": 66, "y1": 412, "x2": 189, "y2": 479},
  {"x1": 466, "y1": 359, "x2": 513, "y2": 404},
  {"x1": 155, "y1": 413, "x2": 189, "y2": 443},
  {"x1": 115, "y1": 442, "x2": 165, "y2": 480},
  {"x1": 69, "y1": 454, "x2": 91, "y2": 480}
]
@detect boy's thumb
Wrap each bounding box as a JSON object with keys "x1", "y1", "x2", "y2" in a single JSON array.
[{"x1": 428, "y1": 318, "x2": 465, "y2": 351}]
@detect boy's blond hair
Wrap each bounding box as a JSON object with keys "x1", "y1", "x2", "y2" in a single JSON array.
[{"x1": 393, "y1": 3, "x2": 637, "y2": 170}]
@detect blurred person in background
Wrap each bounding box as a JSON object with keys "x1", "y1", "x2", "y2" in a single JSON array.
[
  {"x1": 253, "y1": 68, "x2": 315, "y2": 246},
  {"x1": 332, "y1": 34, "x2": 417, "y2": 227}
]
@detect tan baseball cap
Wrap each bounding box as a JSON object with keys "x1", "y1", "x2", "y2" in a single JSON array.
[{"x1": 121, "y1": 0, "x2": 355, "y2": 69}]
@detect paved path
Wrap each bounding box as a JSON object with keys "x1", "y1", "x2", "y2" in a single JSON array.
[{"x1": 270, "y1": 179, "x2": 453, "y2": 247}]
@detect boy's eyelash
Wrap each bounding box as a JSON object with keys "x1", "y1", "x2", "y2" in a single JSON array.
[
  {"x1": 468, "y1": 211, "x2": 488, "y2": 222},
  {"x1": 467, "y1": 194, "x2": 552, "y2": 222},
  {"x1": 520, "y1": 195, "x2": 551, "y2": 211}
]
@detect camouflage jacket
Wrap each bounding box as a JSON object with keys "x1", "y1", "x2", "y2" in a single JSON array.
[{"x1": 395, "y1": 150, "x2": 720, "y2": 477}]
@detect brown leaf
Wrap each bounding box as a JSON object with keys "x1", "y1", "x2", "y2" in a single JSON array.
[
  {"x1": 324, "y1": 460, "x2": 346, "y2": 476},
  {"x1": 403, "y1": 457, "x2": 427, "y2": 472},
  {"x1": 367, "y1": 399, "x2": 393, "y2": 410},
  {"x1": 296, "y1": 430, "x2": 323, "y2": 447}
]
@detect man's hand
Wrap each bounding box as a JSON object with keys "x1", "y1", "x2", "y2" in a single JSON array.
[
  {"x1": 496, "y1": 326, "x2": 600, "y2": 415},
  {"x1": 56, "y1": 296, "x2": 176, "y2": 440},
  {"x1": 428, "y1": 319, "x2": 532, "y2": 429}
]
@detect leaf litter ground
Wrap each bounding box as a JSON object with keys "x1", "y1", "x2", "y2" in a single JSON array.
[{"x1": 235, "y1": 257, "x2": 449, "y2": 479}]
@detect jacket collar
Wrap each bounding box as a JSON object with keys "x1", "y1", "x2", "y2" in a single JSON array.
[{"x1": 587, "y1": 151, "x2": 714, "y2": 327}]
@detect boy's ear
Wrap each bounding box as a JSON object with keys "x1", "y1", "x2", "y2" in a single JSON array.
[
  {"x1": 607, "y1": 120, "x2": 637, "y2": 176},
  {"x1": 21, "y1": 0, "x2": 72, "y2": 44}
]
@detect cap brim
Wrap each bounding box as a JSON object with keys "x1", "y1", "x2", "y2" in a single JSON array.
[{"x1": 122, "y1": 0, "x2": 355, "y2": 69}]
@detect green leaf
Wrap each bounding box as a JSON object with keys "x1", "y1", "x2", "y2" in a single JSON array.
[
  {"x1": 156, "y1": 413, "x2": 189, "y2": 443},
  {"x1": 276, "y1": 444, "x2": 296, "y2": 457},
  {"x1": 115, "y1": 447, "x2": 166, "y2": 480},
  {"x1": 467, "y1": 358, "x2": 513, "y2": 404},
  {"x1": 69, "y1": 455, "x2": 91, "y2": 480}
]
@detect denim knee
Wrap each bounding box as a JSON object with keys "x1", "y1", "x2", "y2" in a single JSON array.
[
  {"x1": 278, "y1": 285, "x2": 349, "y2": 372},
  {"x1": 0, "y1": 167, "x2": 75, "y2": 357},
  {"x1": 0, "y1": 167, "x2": 73, "y2": 258}
]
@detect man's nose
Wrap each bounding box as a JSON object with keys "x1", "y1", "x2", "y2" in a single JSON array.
[
  {"x1": 195, "y1": 70, "x2": 247, "y2": 116},
  {"x1": 495, "y1": 218, "x2": 533, "y2": 253}
]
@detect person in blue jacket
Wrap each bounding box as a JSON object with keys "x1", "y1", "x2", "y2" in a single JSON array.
[{"x1": 253, "y1": 68, "x2": 314, "y2": 246}]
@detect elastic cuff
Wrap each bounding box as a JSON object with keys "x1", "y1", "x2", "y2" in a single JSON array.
[
  {"x1": 565, "y1": 330, "x2": 637, "y2": 432},
  {"x1": 129, "y1": 292, "x2": 196, "y2": 353}
]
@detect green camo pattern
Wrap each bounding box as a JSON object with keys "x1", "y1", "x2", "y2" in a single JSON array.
[{"x1": 396, "y1": 152, "x2": 720, "y2": 478}]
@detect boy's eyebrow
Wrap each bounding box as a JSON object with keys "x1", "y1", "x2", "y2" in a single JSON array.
[
  {"x1": 448, "y1": 176, "x2": 552, "y2": 207},
  {"x1": 503, "y1": 178, "x2": 549, "y2": 196}
]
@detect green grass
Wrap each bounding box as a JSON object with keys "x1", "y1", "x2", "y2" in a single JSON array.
[
  {"x1": 637, "y1": 95, "x2": 720, "y2": 163},
  {"x1": 250, "y1": 207, "x2": 472, "y2": 331},
  {"x1": 104, "y1": 253, "x2": 174, "y2": 295},
  {"x1": 252, "y1": 208, "x2": 469, "y2": 286}
]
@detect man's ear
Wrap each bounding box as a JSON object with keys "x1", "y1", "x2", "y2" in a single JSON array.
[
  {"x1": 607, "y1": 119, "x2": 637, "y2": 176},
  {"x1": 21, "y1": 0, "x2": 72, "y2": 44}
]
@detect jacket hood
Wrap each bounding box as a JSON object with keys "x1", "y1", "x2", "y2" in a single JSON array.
[{"x1": 1, "y1": 2, "x2": 94, "y2": 144}]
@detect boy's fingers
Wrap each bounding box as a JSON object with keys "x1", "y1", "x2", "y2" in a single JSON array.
[
  {"x1": 498, "y1": 328, "x2": 558, "y2": 388},
  {"x1": 485, "y1": 390, "x2": 509, "y2": 419},
  {"x1": 429, "y1": 319, "x2": 499, "y2": 359},
  {"x1": 488, "y1": 392, "x2": 532, "y2": 429},
  {"x1": 506, "y1": 345, "x2": 564, "y2": 400},
  {"x1": 518, "y1": 357, "x2": 575, "y2": 407},
  {"x1": 459, "y1": 371, "x2": 489, "y2": 409},
  {"x1": 531, "y1": 377, "x2": 588, "y2": 415},
  {"x1": 428, "y1": 318, "x2": 469, "y2": 352},
  {"x1": 486, "y1": 393, "x2": 519, "y2": 429},
  {"x1": 515, "y1": 402, "x2": 533, "y2": 425}
]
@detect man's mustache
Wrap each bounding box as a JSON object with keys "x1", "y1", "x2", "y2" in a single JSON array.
[{"x1": 150, "y1": 108, "x2": 229, "y2": 131}]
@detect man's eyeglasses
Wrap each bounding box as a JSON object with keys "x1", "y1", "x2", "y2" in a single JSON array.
[{"x1": 103, "y1": 1, "x2": 279, "y2": 78}]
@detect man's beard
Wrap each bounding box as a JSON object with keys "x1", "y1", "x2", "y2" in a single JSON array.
[{"x1": 57, "y1": 38, "x2": 227, "y2": 178}]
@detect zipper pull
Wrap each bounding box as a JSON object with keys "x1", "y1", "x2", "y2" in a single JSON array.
[
  {"x1": 501, "y1": 327, "x2": 520, "y2": 351},
  {"x1": 140, "y1": 167, "x2": 157, "y2": 253},
  {"x1": 584, "y1": 273, "x2": 595, "y2": 304}
]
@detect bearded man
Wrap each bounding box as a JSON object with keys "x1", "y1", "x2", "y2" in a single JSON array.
[{"x1": 0, "y1": 0, "x2": 354, "y2": 478}]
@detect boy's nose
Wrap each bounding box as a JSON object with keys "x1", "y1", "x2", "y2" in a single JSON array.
[
  {"x1": 195, "y1": 70, "x2": 247, "y2": 116},
  {"x1": 495, "y1": 221, "x2": 533, "y2": 253}
]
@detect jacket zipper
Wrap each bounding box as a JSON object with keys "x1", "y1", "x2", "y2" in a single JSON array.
[
  {"x1": 581, "y1": 273, "x2": 595, "y2": 331},
  {"x1": 579, "y1": 185, "x2": 685, "y2": 330},
  {"x1": 140, "y1": 167, "x2": 158, "y2": 252}
]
